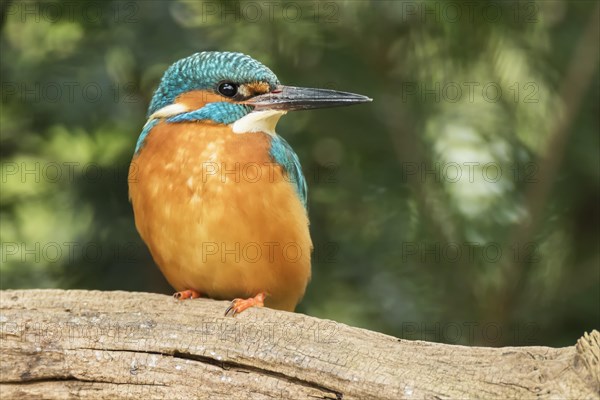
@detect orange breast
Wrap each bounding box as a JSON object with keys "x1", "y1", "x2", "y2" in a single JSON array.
[{"x1": 129, "y1": 121, "x2": 311, "y2": 311}]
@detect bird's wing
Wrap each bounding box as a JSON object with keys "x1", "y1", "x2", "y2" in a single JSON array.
[{"x1": 269, "y1": 135, "x2": 308, "y2": 210}]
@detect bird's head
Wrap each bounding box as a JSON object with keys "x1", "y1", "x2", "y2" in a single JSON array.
[{"x1": 145, "y1": 51, "x2": 371, "y2": 135}]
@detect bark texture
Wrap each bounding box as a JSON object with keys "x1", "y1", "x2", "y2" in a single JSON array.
[{"x1": 0, "y1": 290, "x2": 598, "y2": 399}]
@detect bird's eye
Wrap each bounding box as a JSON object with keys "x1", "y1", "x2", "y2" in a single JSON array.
[{"x1": 218, "y1": 82, "x2": 238, "y2": 97}]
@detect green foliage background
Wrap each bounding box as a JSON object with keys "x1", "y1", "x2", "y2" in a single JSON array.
[{"x1": 1, "y1": 0, "x2": 598, "y2": 347}]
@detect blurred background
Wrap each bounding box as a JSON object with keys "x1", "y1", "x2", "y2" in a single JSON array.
[{"x1": 1, "y1": 0, "x2": 598, "y2": 347}]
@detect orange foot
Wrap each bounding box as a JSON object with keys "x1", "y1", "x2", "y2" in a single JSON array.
[
  {"x1": 224, "y1": 292, "x2": 267, "y2": 317},
  {"x1": 173, "y1": 289, "x2": 201, "y2": 300}
]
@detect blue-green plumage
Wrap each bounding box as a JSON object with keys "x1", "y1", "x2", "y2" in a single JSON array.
[
  {"x1": 135, "y1": 119, "x2": 158, "y2": 154},
  {"x1": 167, "y1": 102, "x2": 252, "y2": 125},
  {"x1": 269, "y1": 135, "x2": 307, "y2": 208},
  {"x1": 148, "y1": 52, "x2": 279, "y2": 117}
]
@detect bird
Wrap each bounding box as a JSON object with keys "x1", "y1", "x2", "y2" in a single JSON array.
[{"x1": 129, "y1": 51, "x2": 371, "y2": 316}]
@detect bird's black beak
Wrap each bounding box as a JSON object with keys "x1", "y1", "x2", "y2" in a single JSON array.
[{"x1": 245, "y1": 85, "x2": 372, "y2": 111}]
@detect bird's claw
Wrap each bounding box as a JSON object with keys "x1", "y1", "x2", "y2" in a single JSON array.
[
  {"x1": 224, "y1": 292, "x2": 267, "y2": 317},
  {"x1": 173, "y1": 289, "x2": 201, "y2": 300},
  {"x1": 224, "y1": 302, "x2": 238, "y2": 317}
]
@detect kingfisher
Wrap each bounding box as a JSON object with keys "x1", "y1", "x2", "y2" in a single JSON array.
[{"x1": 129, "y1": 51, "x2": 371, "y2": 316}]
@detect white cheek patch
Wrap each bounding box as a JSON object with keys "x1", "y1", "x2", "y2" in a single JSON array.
[
  {"x1": 231, "y1": 110, "x2": 287, "y2": 136},
  {"x1": 147, "y1": 103, "x2": 190, "y2": 121}
]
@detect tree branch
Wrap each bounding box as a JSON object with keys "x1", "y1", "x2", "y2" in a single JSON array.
[{"x1": 0, "y1": 290, "x2": 598, "y2": 399}]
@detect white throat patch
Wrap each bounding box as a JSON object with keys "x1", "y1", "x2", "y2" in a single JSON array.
[{"x1": 231, "y1": 110, "x2": 287, "y2": 136}]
